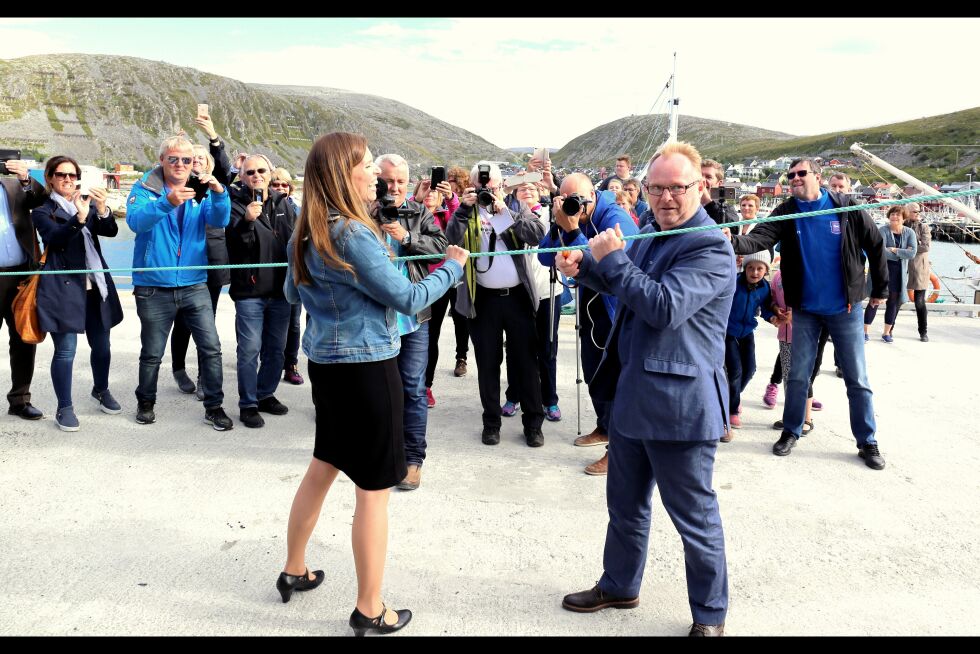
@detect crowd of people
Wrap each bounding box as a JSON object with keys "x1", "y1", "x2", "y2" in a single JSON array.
[{"x1": 2, "y1": 111, "x2": 970, "y2": 636}]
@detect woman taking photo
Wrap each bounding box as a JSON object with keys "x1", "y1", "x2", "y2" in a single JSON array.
[
  {"x1": 864, "y1": 205, "x2": 917, "y2": 343},
  {"x1": 32, "y1": 155, "x2": 123, "y2": 431},
  {"x1": 278, "y1": 132, "x2": 467, "y2": 636}
]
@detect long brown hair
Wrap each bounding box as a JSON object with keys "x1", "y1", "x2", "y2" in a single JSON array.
[{"x1": 292, "y1": 132, "x2": 385, "y2": 286}]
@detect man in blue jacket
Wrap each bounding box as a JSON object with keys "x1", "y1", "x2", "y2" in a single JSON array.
[
  {"x1": 126, "y1": 136, "x2": 233, "y2": 430},
  {"x1": 538, "y1": 173, "x2": 638, "y2": 475},
  {"x1": 557, "y1": 142, "x2": 733, "y2": 637}
]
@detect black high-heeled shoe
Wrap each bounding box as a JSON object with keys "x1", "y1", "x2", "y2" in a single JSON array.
[
  {"x1": 348, "y1": 604, "x2": 412, "y2": 637},
  {"x1": 276, "y1": 568, "x2": 324, "y2": 603}
]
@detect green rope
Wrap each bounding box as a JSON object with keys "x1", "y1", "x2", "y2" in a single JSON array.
[{"x1": 5, "y1": 188, "x2": 979, "y2": 276}]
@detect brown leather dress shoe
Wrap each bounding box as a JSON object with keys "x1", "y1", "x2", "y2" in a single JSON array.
[
  {"x1": 397, "y1": 464, "x2": 422, "y2": 491},
  {"x1": 453, "y1": 359, "x2": 467, "y2": 377},
  {"x1": 574, "y1": 427, "x2": 608, "y2": 447},
  {"x1": 720, "y1": 429, "x2": 734, "y2": 443},
  {"x1": 562, "y1": 584, "x2": 639, "y2": 613},
  {"x1": 688, "y1": 622, "x2": 725, "y2": 637},
  {"x1": 584, "y1": 452, "x2": 608, "y2": 476}
]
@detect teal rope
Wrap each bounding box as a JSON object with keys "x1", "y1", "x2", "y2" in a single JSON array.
[{"x1": 5, "y1": 188, "x2": 979, "y2": 276}]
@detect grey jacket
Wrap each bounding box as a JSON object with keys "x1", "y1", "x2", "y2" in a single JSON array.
[{"x1": 445, "y1": 200, "x2": 545, "y2": 319}]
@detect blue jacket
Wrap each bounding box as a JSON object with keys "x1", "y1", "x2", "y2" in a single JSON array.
[
  {"x1": 33, "y1": 197, "x2": 123, "y2": 334},
  {"x1": 727, "y1": 273, "x2": 774, "y2": 339},
  {"x1": 285, "y1": 215, "x2": 463, "y2": 364},
  {"x1": 125, "y1": 167, "x2": 231, "y2": 287},
  {"x1": 538, "y1": 190, "x2": 639, "y2": 320},
  {"x1": 576, "y1": 207, "x2": 736, "y2": 441}
]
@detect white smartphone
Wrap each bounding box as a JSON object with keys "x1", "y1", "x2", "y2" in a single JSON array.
[
  {"x1": 197, "y1": 103, "x2": 209, "y2": 118},
  {"x1": 532, "y1": 147, "x2": 548, "y2": 162}
]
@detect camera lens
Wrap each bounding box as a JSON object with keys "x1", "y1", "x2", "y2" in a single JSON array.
[
  {"x1": 477, "y1": 189, "x2": 495, "y2": 206},
  {"x1": 562, "y1": 196, "x2": 582, "y2": 215}
]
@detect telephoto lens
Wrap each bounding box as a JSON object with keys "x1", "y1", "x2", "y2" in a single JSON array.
[
  {"x1": 477, "y1": 189, "x2": 496, "y2": 206},
  {"x1": 562, "y1": 194, "x2": 584, "y2": 216}
]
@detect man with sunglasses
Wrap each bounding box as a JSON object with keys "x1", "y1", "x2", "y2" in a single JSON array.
[
  {"x1": 226, "y1": 155, "x2": 297, "y2": 428},
  {"x1": 537, "y1": 173, "x2": 638, "y2": 475},
  {"x1": 126, "y1": 136, "x2": 233, "y2": 430},
  {"x1": 556, "y1": 142, "x2": 733, "y2": 636},
  {"x1": 0, "y1": 158, "x2": 47, "y2": 421},
  {"x1": 728, "y1": 158, "x2": 888, "y2": 469}
]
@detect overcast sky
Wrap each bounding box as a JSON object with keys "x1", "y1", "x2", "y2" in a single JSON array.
[{"x1": 2, "y1": 17, "x2": 978, "y2": 149}]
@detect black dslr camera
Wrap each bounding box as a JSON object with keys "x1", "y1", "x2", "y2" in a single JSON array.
[
  {"x1": 474, "y1": 164, "x2": 495, "y2": 207},
  {"x1": 561, "y1": 193, "x2": 591, "y2": 216},
  {"x1": 375, "y1": 178, "x2": 418, "y2": 224}
]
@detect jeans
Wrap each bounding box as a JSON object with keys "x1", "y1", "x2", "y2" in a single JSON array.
[
  {"x1": 783, "y1": 307, "x2": 876, "y2": 446},
  {"x1": 135, "y1": 284, "x2": 224, "y2": 408},
  {"x1": 724, "y1": 332, "x2": 756, "y2": 414},
  {"x1": 398, "y1": 323, "x2": 429, "y2": 466},
  {"x1": 283, "y1": 302, "x2": 302, "y2": 367},
  {"x1": 170, "y1": 277, "x2": 222, "y2": 372},
  {"x1": 50, "y1": 290, "x2": 112, "y2": 409},
  {"x1": 235, "y1": 297, "x2": 291, "y2": 408},
  {"x1": 505, "y1": 296, "x2": 561, "y2": 407}
]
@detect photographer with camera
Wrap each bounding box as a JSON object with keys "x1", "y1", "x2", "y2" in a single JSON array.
[
  {"x1": 372, "y1": 154, "x2": 448, "y2": 490},
  {"x1": 446, "y1": 162, "x2": 546, "y2": 447},
  {"x1": 538, "y1": 173, "x2": 639, "y2": 475},
  {"x1": 1, "y1": 155, "x2": 48, "y2": 421},
  {"x1": 225, "y1": 154, "x2": 297, "y2": 428},
  {"x1": 597, "y1": 155, "x2": 634, "y2": 192},
  {"x1": 700, "y1": 159, "x2": 740, "y2": 233}
]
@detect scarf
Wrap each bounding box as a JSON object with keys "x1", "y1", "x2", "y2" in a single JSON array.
[
  {"x1": 461, "y1": 204, "x2": 481, "y2": 318},
  {"x1": 52, "y1": 193, "x2": 108, "y2": 300}
]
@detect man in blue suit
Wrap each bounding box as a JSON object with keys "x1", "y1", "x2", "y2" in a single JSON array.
[{"x1": 557, "y1": 142, "x2": 734, "y2": 637}]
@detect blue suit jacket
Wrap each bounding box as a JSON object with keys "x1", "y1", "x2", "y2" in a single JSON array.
[{"x1": 575, "y1": 208, "x2": 736, "y2": 441}]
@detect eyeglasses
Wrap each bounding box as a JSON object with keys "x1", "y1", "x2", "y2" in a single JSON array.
[
  {"x1": 270, "y1": 182, "x2": 289, "y2": 188},
  {"x1": 644, "y1": 180, "x2": 700, "y2": 197},
  {"x1": 786, "y1": 170, "x2": 813, "y2": 180},
  {"x1": 244, "y1": 168, "x2": 268, "y2": 177},
  {"x1": 167, "y1": 156, "x2": 193, "y2": 165},
  {"x1": 52, "y1": 171, "x2": 79, "y2": 180}
]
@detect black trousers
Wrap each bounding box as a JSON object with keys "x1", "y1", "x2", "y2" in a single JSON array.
[
  {"x1": 579, "y1": 285, "x2": 613, "y2": 433},
  {"x1": 468, "y1": 284, "x2": 543, "y2": 430},
  {"x1": 170, "y1": 278, "x2": 223, "y2": 372},
  {"x1": 0, "y1": 264, "x2": 36, "y2": 407},
  {"x1": 425, "y1": 285, "x2": 470, "y2": 388},
  {"x1": 505, "y1": 295, "x2": 561, "y2": 407},
  {"x1": 912, "y1": 290, "x2": 928, "y2": 335}
]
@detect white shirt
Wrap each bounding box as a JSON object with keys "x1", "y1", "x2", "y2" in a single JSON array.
[{"x1": 475, "y1": 205, "x2": 521, "y2": 289}]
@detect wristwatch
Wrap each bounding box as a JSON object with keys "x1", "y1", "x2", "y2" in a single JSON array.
[{"x1": 401, "y1": 233, "x2": 412, "y2": 246}]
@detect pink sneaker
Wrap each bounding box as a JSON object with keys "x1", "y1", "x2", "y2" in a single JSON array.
[
  {"x1": 426, "y1": 387, "x2": 436, "y2": 408},
  {"x1": 730, "y1": 414, "x2": 741, "y2": 429},
  {"x1": 763, "y1": 383, "x2": 778, "y2": 408},
  {"x1": 811, "y1": 399, "x2": 823, "y2": 411}
]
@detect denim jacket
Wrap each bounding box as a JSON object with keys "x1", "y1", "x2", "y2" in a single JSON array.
[{"x1": 285, "y1": 216, "x2": 463, "y2": 364}]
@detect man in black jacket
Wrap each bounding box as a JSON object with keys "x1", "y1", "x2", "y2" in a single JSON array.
[
  {"x1": 373, "y1": 153, "x2": 449, "y2": 491},
  {"x1": 0, "y1": 159, "x2": 47, "y2": 420},
  {"x1": 226, "y1": 154, "x2": 296, "y2": 428},
  {"x1": 729, "y1": 158, "x2": 888, "y2": 470},
  {"x1": 701, "y1": 159, "x2": 740, "y2": 233}
]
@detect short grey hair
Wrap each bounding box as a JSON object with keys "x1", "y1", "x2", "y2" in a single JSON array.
[
  {"x1": 244, "y1": 153, "x2": 275, "y2": 172},
  {"x1": 470, "y1": 161, "x2": 503, "y2": 185},
  {"x1": 375, "y1": 153, "x2": 409, "y2": 170}
]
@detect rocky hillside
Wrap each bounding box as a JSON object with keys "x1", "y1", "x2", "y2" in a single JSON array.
[
  {"x1": 0, "y1": 54, "x2": 516, "y2": 174},
  {"x1": 552, "y1": 114, "x2": 796, "y2": 168}
]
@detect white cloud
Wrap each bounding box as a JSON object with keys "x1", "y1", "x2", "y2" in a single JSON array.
[{"x1": 0, "y1": 27, "x2": 67, "y2": 59}]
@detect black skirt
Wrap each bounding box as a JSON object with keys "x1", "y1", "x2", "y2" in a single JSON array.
[{"x1": 309, "y1": 357, "x2": 406, "y2": 491}]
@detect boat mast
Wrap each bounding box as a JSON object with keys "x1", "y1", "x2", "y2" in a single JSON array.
[
  {"x1": 665, "y1": 52, "x2": 679, "y2": 145},
  {"x1": 850, "y1": 143, "x2": 980, "y2": 221}
]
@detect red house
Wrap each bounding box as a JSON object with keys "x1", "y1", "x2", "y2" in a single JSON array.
[{"x1": 756, "y1": 181, "x2": 783, "y2": 197}]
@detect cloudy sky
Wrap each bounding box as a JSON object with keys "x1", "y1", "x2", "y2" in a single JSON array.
[{"x1": 2, "y1": 17, "x2": 978, "y2": 149}]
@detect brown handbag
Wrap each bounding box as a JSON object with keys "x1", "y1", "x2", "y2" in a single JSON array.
[{"x1": 12, "y1": 249, "x2": 47, "y2": 345}]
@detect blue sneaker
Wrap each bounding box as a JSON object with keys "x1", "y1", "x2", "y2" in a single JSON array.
[
  {"x1": 545, "y1": 405, "x2": 562, "y2": 421},
  {"x1": 55, "y1": 406, "x2": 80, "y2": 432},
  {"x1": 92, "y1": 388, "x2": 122, "y2": 414},
  {"x1": 501, "y1": 401, "x2": 519, "y2": 417},
  {"x1": 864, "y1": 333, "x2": 870, "y2": 343},
  {"x1": 882, "y1": 334, "x2": 894, "y2": 343}
]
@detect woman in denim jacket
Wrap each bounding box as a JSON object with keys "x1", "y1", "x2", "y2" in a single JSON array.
[{"x1": 276, "y1": 132, "x2": 468, "y2": 636}]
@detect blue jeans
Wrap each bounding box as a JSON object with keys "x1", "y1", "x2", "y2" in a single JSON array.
[
  {"x1": 51, "y1": 290, "x2": 112, "y2": 409},
  {"x1": 784, "y1": 307, "x2": 877, "y2": 446},
  {"x1": 135, "y1": 284, "x2": 224, "y2": 408},
  {"x1": 235, "y1": 297, "x2": 291, "y2": 408},
  {"x1": 724, "y1": 332, "x2": 756, "y2": 415},
  {"x1": 398, "y1": 322, "x2": 429, "y2": 466}
]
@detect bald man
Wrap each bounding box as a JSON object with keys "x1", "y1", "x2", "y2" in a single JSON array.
[{"x1": 538, "y1": 173, "x2": 639, "y2": 474}]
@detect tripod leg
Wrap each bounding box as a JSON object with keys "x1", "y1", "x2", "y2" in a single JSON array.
[{"x1": 573, "y1": 283, "x2": 582, "y2": 437}]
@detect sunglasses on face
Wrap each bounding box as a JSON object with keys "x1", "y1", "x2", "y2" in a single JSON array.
[
  {"x1": 244, "y1": 168, "x2": 268, "y2": 176},
  {"x1": 786, "y1": 170, "x2": 813, "y2": 180},
  {"x1": 167, "y1": 156, "x2": 193, "y2": 165},
  {"x1": 270, "y1": 182, "x2": 289, "y2": 188},
  {"x1": 52, "y1": 171, "x2": 79, "y2": 180}
]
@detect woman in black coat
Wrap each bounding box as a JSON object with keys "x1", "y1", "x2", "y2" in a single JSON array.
[{"x1": 32, "y1": 155, "x2": 123, "y2": 432}]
